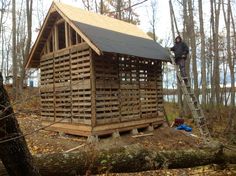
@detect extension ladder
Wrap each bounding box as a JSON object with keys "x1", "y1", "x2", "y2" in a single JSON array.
[{"x1": 170, "y1": 55, "x2": 211, "y2": 142}]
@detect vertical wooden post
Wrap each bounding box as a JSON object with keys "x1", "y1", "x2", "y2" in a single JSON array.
[
  {"x1": 53, "y1": 53, "x2": 56, "y2": 122},
  {"x1": 65, "y1": 22, "x2": 69, "y2": 47},
  {"x1": 90, "y1": 49, "x2": 96, "y2": 128},
  {"x1": 46, "y1": 38, "x2": 50, "y2": 53},
  {"x1": 76, "y1": 33, "x2": 78, "y2": 44},
  {"x1": 69, "y1": 48, "x2": 73, "y2": 123},
  {"x1": 52, "y1": 27, "x2": 55, "y2": 52},
  {"x1": 68, "y1": 25, "x2": 71, "y2": 46},
  {"x1": 54, "y1": 25, "x2": 58, "y2": 51},
  {"x1": 138, "y1": 58, "x2": 142, "y2": 119},
  {"x1": 159, "y1": 61, "x2": 164, "y2": 116},
  {"x1": 155, "y1": 61, "x2": 159, "y2": 116},
  {"x1": 52, "y1": 22, "x2": 56, "y2": 121},
  {"x1": 117, "y1": 54, "x2": 122, "y2": 122}
]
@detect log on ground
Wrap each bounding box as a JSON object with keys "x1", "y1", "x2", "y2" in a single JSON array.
[{"x1": 0, "y1": 144, "x2": 235, "y2": 175}]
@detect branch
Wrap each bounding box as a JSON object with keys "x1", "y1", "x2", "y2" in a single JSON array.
[
  {"x1": 175, "y1": 0, "x2": 183, "y2": 6},
  {"x1": 0, "y1": 116, "x2": 67, "y2": 144},
  {"x1": 109, "y1": 0, "x2": 148, "y2": 14}
]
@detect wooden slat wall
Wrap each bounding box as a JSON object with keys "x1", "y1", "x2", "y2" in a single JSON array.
[
  {"x1": 70, "y1": 45, "x2": 91, "y2": 124},
  {"x1": 40, "y1": 43, "x2": 92, "y2": 124},
  {"x1": 40, "y1": 45, "x2": 163, "y2": 126},
  {"x1": 156, "y1": 62, "x2": 164, "y2": 115},
  {"x1": 40, "y1": 53, "x2": 54, "y2": 121},
  {"x1": 139, "y1": 59, "x2": 159, "y2": 118},
  {"x1": 93, "y1": 54, "x2": 164, "y2": 125},
  {"x1": 119, "y1": 57, "x2": 140, "y2": 121},
  {"x1": 54, "y1": 49, "x2": 71, "y2": 122},
  {"x1": 95, "y1": 55, "x2": 120, "y2": 125}
]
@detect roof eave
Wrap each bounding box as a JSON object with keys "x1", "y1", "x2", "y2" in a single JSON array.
[
  {"x1": 25, "y1": 2, "x2": 103, "y2": 69},
  {"x1": 25, "y1": 3, "x2": 56, "y2": 69}
]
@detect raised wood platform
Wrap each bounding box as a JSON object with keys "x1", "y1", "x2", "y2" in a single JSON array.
[{"x1": 42, "y1": 117, "x2": 164, "y2": 137}]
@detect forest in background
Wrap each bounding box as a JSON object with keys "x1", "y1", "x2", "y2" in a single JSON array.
[
  {"x1": 0, "y1": 0, "x2": 235, "y2": 134},
  {"x1": 0, "y1": 0, "x2": 235, "y2": 101},
  {"x1": 0, "y1": 0, "x2": 235, "y2": 175}
]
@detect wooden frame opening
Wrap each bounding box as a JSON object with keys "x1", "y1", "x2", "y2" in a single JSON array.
[
  {"x1": 57, "y1": 22, "x2": 66, "y2": 50},
  {"x1": 70, "y1": 27, "x2": 77, "y2": 45}
]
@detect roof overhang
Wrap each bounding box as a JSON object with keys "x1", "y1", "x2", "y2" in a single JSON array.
[
  {"x1": 26, "y1": 2, "x2": 170, "y2": 69},
  {"x1": 25, "y1": 2, "x2": 102, "y2": 69}
]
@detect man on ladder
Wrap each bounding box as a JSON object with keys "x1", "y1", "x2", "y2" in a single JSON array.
[
  {"x1": 170, "y1": 36, "x2": 189, "y2": 84},
  {"x1": 169, "y1": 36, "x2": 211, "y2": 142}
]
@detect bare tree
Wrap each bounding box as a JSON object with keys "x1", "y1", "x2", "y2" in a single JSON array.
[
  {"x1": 169, "y1": 0, "x2": 176, "y2": 41},
  {"x1": 187, "y1": 0, "x2": 198, "y2": 99},
  {"x1": 149, "y1": 0, "x2": 157, "y2": 41},
  {"x1": 226, "y1": 0, "x2": 234, "y2": 106},
  {"x1": 198, "y1": 0, "x2": 207, "y2": 105},
  {"x1": 82, "y1": 0, "x2": 92, "y2": 10},
  {"x1": 36, "y1": 0, "x2": 46, "y2": 28},
  {"x1": 222, "y1": 0, "x2": 236, "y2": 134},
  {"x1": 0, "y1": 0, "x2": 10, "y2": 74},
  {"x1": 100, "y1": 0, "x2": 104, "y2": 14},
  {"x1": 169, "y1": 0, "x2": 183, "y2": 112},
  {"x1": 12, "y1": 0, "x2": 17, "y2": 100},
  {"x1": 19, "y1": 0, "x2": 33, "y2": 94},
  {"x1": 210, "y1": 0, "x2": 221, "y2": 105},
  {"x1": 116, "y1": 0, "x2": 122, "y2": 20}
]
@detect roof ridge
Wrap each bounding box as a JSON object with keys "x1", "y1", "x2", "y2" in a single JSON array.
[
  {"x1": 54, "y1": 1, "x2": 140, "y2": 27},
  {"x1": 53, "y1": 1, "x2": 152, "y2": 40}
]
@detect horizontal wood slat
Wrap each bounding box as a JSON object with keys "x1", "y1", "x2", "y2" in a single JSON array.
[{"x1": 40, "y1": 42, "x2": 91, "y2": 122}]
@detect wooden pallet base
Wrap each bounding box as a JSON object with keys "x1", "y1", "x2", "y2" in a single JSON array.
[{"x1": 42, "y1": 117, "x2": 164, "y2": 138}]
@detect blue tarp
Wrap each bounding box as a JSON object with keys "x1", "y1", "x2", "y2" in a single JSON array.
[{"x1": 176, "y1": 124, "x2": 192, "y2": 132}]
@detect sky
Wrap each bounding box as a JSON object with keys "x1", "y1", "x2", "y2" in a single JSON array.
[
  {"x1": 32, "y1": 0, "x2": 171, "y2": 45},
  {"x1": 33, "y1": 0, "x2": 219, "y2": 46}
]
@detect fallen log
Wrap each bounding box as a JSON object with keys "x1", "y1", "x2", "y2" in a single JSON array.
[{"x1": 0, "y1": 144, "x2": 235, "y2": 175}]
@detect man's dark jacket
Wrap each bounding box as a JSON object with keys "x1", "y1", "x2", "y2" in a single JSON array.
[{"x1": 170, "y1": 37, "x2": 189, "y2": 58}]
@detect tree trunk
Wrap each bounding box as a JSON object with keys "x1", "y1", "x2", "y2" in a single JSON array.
[
  {"x1": 19, "y1": 0, "x2": 33, "y2": 95},
  {"x1": 198, "y1": 0, "x2": 207, "y2": 105},
  {"x1": 100, "y1": 0, "x2": 103, "y2": 14},
  {"x1": 169, "y1": 0, "x2": 184, "y2": 114},
  {"x1": 230, "y1": 6, "x2": 236, "y2": 132},
  {"x1": 116, "y1": 0, "x2": 122, "y2": 20},
  {"x1": 182, "y1": 0, "x2": 190, "y2": 116},
  {"x1": 0, "y1": 1, "x2": 5, "y2": 73},
  {"x1": 222, "y1": 0, "x2": 234, "y2": 106},
  {"x1": 223, "y1": 0, "x2": 236, "y2": 133},
  {"x1": 150, "y1": 0, "x2": 157, "y2": 41},
  {"x1": 169, "y1": 0, "x2": 175, "y2": 42},
  {"x1": 227, "y1": 0, "x2": 234, "y2": 106},
  {"x1": 210, "y1": 0, "x2": 221, "y2": 105},
  {"x1": 0, "y1": 72, "x2": 40, "y2": 175},
  {"x1": 0, "y1": 145, "x2": 235, "y2": 176},
  {"x1": 187, "y1": 0, "x2": 198, "y2": 100},
  {"x1": 12, "y1": 0, "x2": 17, "y2": 100}
]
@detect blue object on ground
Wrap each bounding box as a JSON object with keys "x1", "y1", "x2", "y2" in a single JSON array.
[{"x1": 176, "y1": 124, "x2": 192, "y2": 132}]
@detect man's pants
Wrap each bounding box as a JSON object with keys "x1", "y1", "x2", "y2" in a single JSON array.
[{"x1": 175, "y1": 58, "x2": 187, "y2": 78}]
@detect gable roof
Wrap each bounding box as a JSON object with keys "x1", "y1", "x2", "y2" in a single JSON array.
[{"x1": 26, "y1": 2, "x2": 170, "y2": 68}]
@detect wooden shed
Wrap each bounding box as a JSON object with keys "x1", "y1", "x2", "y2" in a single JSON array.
[{"x1": 26, "y1": 2, "x2": 170, "y2": 137}]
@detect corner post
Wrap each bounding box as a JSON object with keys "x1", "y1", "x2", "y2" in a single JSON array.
[{"x1": 90, "y1": 49, "x2": 96, "y2": 129}]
